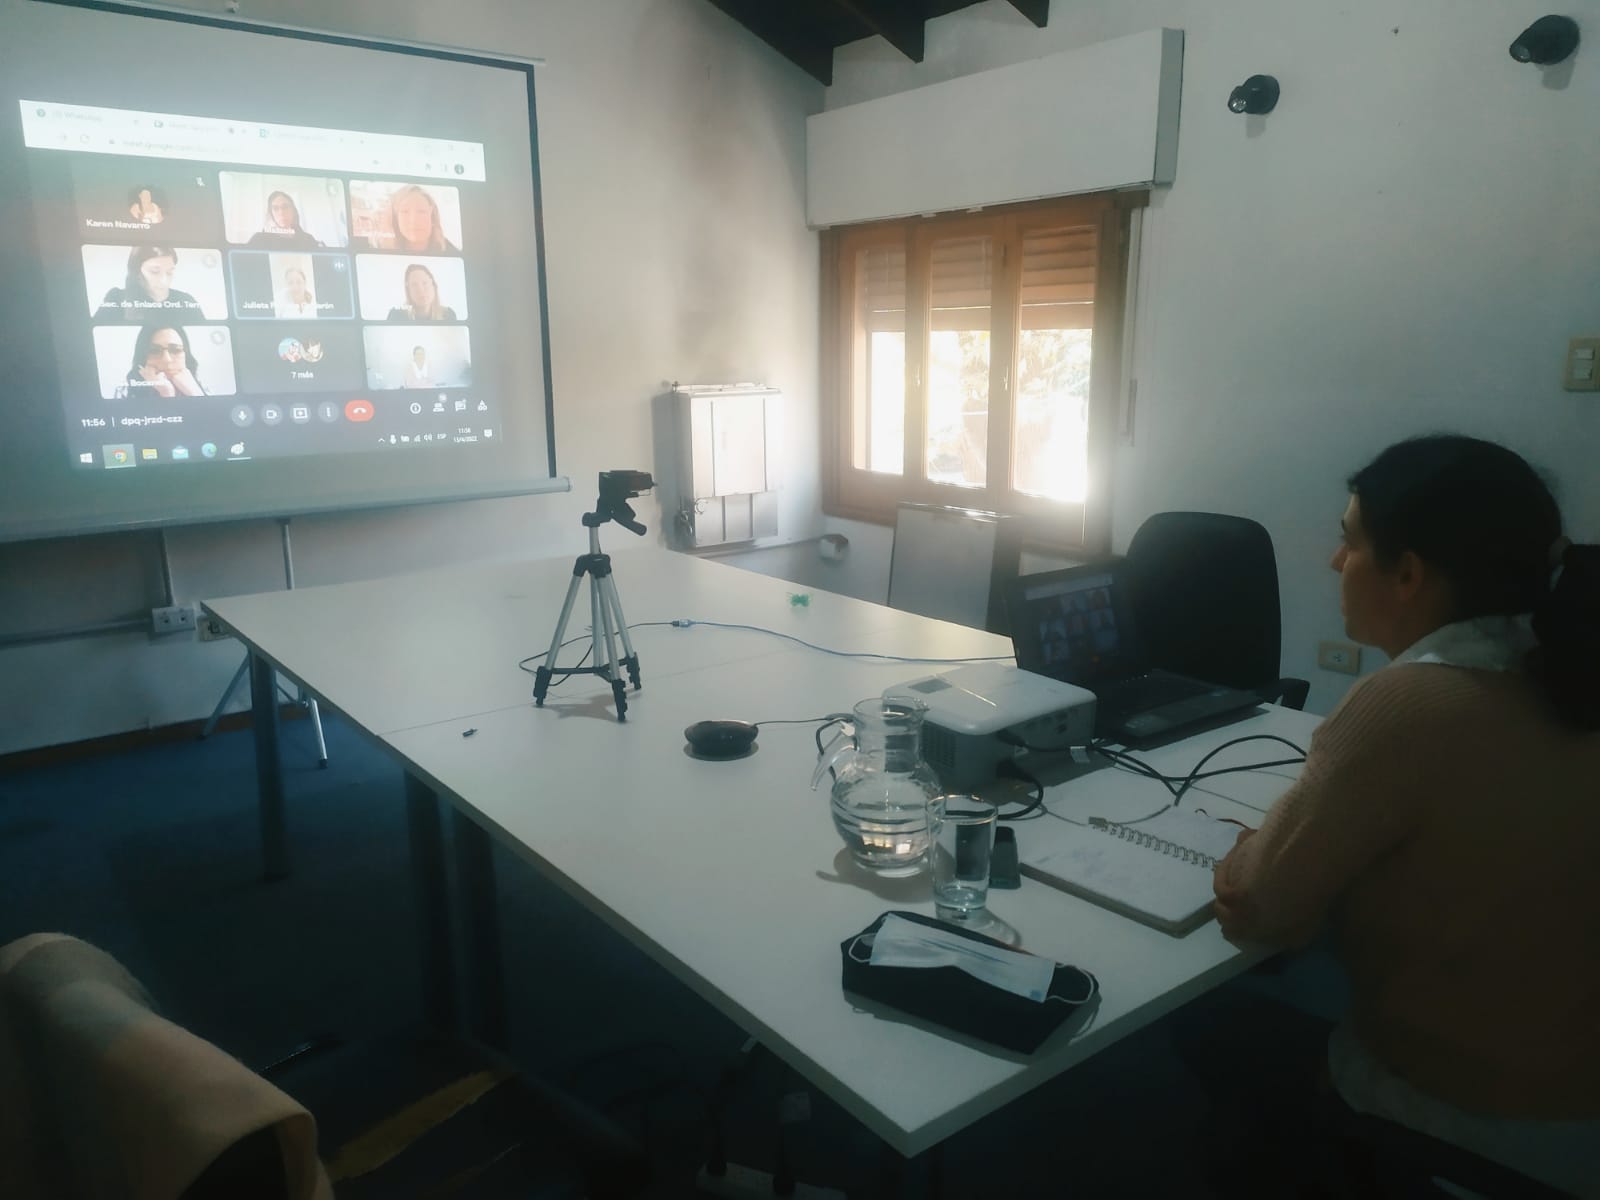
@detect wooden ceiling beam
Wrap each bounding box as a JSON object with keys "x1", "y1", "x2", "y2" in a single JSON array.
[
  {"x1": 706, "y1": 0, "x2": 836, "y2": 84},
  {"x1": 1005, "y1": 0, "x2": 1049, "y2": 28},
  {"x1": 833, "y1": 0, "x2": 927, "y2": 64}
]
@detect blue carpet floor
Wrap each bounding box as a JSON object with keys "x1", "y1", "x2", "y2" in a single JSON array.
[{"x1": 0, "y1": 714, "x2": 1348, "y2": 1197}]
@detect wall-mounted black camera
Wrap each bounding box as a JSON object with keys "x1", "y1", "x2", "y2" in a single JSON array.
[
  {"x1": 1509, "y1": 15, "x2": 1580, "y2": 64},
  {"x1": 1227, "y1": 74, "x2": 1280, "y2": 115}
]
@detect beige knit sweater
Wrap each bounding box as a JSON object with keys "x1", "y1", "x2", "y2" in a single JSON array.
[
  {"x1": 0, "y1": 933, "x2": 333, "y2": 1199},
  {"x1": 1216, "y1": 663, "x2": 1600, "y2": 1119}
]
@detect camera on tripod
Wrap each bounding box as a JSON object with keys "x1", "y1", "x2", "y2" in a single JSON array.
[
  {"x1": 599, "y1": 469, "x2": 653, "y2": 499},
  {"x1": 587, "y1": 470, "x2": 654, "y2": 535},
  {"x1": 535, "y1": 469, "x2": 656, "y2": 719}
]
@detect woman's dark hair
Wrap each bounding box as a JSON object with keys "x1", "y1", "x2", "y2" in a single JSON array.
[
  {"x1": 128, "y1": 185, "x2": 164, "y2": 209},
  {"x1": 124, "y1": 245, "x2": 178, "y2": 294},
  {"x1": 265, "y1": 190, "x2": 302, "y2": 231},
  {"x1": 128, "y1": 323, "x2": 199, "y2": 379},
  {"x1": 1349, "y1": 434, "x2": 1598, "y2": 729}
]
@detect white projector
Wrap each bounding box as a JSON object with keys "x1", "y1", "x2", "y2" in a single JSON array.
[{"x1": 883, "y1": 662, "x2": 1097, "y2": 789}]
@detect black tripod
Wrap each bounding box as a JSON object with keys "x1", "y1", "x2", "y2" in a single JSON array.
[{"x1": 533, "y1": 472, "x2": 650, "y2": 721}]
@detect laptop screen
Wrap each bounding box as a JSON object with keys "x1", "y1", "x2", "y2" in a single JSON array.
[{"x1": 1010, "y1": 568, "x2": 1143, "y2": 686}]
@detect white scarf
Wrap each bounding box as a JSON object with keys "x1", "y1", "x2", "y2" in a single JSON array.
[{"x1": 1387, "y1": 614, "x2": 1535, "y2": 674}]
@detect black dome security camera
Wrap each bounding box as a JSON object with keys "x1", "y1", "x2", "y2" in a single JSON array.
[
  {"x1": 1227, "y1": 74, "x2": 1280, "y2": 115},
  {"x1": 1509, "y1": 15, "x2": 1580, "y2": 64}
]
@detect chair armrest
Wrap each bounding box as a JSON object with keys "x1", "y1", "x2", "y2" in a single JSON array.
[{"x1": 1258, "y1": 677, "x2": 1310, "y2": 711}]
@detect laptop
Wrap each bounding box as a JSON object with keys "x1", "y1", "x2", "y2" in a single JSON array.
[{"x1": 1005, "y1": 564, "x2": 1262, "y2": 744}]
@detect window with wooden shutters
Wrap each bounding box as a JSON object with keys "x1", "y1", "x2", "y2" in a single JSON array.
[{"x1": 821, "y1": 193, "x2": 1137, "y2": 554}]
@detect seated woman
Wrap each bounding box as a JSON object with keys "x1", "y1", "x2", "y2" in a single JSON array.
[
  {"x1": 274, "y1": 266, "x2": 318, "y2": 320},
  {"x1": 1213, "y1": 434, "x2": 1600, "y2": 1196},
  {"x1": 401, "y1": 345, "x2": 432, "y2": 389},
  {"x1": 247, "y1": 191, "x2": 324, "y2": 250},
  {"x1": 93, "y1": 246, "x2": 203, "y2": 322},
  {"x1": 124, "y1": 324, "x2": 206, "y2": 397}
]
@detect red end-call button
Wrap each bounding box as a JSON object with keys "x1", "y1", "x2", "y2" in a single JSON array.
[{"x1": 345, "y1": 399, "x2": 375, "y2": 422}]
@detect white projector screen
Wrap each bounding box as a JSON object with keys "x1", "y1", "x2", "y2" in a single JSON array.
[{"x1": 0, "y1": 0, "x2": 561, "y2": 543}]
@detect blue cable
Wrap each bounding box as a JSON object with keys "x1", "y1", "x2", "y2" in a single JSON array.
[{"x1": 663, "y1": 618, "x2": 1013, "y2": 665}]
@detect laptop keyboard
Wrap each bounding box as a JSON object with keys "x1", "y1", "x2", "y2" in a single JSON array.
[
  {"x1": 1100, "y1": 672, "x2": 1261, "y2": 741},
  {"x1": 1102, "y1": 672, "x2": 1215, "y2": 712}
]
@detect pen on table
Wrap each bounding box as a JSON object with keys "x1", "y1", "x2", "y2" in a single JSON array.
[{"x1": 462, "y1": 727, "x2": 477, "y2": 738}]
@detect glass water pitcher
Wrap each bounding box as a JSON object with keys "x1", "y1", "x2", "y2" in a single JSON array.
[{"x1": 812, "y1": 697, "x2": 943, "y2": 874}]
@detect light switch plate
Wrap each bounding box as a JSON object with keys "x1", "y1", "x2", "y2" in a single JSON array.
[
  {"x1": 1317, "y1": 639, "x2": 1361, "y2": 675},
  {"x1": 1563, "y1": 337, "x2": 1600, "y2": 392}
]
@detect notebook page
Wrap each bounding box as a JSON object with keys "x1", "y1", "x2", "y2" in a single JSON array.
[{"x1": 1021, "y1": 807, "x2": 1240, "y2": 932}]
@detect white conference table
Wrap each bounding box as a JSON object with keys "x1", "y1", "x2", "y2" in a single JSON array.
[{"x1": 203, "y1": 545, "x2": 1318, "y2": 1161}]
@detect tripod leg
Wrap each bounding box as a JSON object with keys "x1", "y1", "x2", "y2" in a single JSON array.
[
  {"x1": 594, "y1": 581, "x2": 632, "y2": 721},
  {"x1": 535, "y1": 569, "x2": 586, "y2": 706},
  {"x1": 595, "y1": 575, "x2": 623, "y2": 682},
  {"x1": 599, "y1": 574, "x2": 642, "y2": 690},
  {"x1": 590, "y1": 575, "x2": 627, "y2": 722}
]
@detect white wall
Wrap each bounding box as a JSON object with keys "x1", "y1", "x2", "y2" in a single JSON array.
[
  {"x1": 8, "y1": 1, "x2": 1598, "y2": 751},
  {"x1": 0, "y1": 0, "x2": 824, "y2": 754},
  {"x1": 824, "y1": 0, "x2": 1600, "y2": 713}
]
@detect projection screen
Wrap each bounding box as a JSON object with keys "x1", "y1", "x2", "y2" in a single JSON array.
[{"x1": 0, "y1": 0, "x2": 561, "y2": 543}]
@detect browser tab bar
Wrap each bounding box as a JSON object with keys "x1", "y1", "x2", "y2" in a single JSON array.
[{"x1": 19, "y1": 100, "x2": 486, "y2": 182}]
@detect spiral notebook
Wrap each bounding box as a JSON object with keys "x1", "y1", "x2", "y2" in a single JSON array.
[{"x1": 1019, "y1": 807, "x2": 1242, "y2": 935}]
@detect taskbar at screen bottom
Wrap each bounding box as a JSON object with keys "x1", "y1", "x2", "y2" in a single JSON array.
[{"x1": 70, "y1": 391, "x2": 498, "y2": 468}]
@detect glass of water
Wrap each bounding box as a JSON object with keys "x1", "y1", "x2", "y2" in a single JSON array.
[{"x1": 928, "y1": 794, "x2": 998, "y2": 920}]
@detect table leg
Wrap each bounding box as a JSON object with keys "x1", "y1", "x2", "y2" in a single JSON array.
[
  {"x1": 248, "y1": 652, "x2": 289, "y2": 881},
  {"x1": 452, "y1": 808, "x2": 508, "y2": 1048},
  {"x1": 872, "y1": 1141, "x2": 944, "y2": 1199},
  {"x1": 406, "y1": 774, "x2": 457, "y2": 1031}
]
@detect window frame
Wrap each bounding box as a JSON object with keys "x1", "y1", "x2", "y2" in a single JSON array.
[{"x1": 820, "y1": 192, "x2": 1140, "y2": 556}]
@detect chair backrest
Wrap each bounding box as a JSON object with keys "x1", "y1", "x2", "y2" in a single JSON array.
[
  {"x1": 886, "y1": 503, "x2": 1021, "y2": 635},
  {"x1": 1122, "y1": 511, "x2": 1283, "y2": 692},
  {"x1": 0, "y1": 933, "x2": 330, "y2": 1200}
]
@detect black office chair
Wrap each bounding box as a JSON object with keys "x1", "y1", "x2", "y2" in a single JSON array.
[{"x1": 1121, "y1": 512, "x2": 1310, "y2": 711}]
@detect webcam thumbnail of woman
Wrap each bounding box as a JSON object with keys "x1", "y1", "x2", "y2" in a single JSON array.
[
  {"x1": 93, "y1": 324, "x2": 237, "y2": 400},
  {"x1": 350, "y1": 181, "x2": 462, "y2": 254},
  {"x1": 90, "y1": 245, "x2": 207, "y2": 323},
  {"x1": 219, "y1": 173, "x2": 349, "y2": 249}
]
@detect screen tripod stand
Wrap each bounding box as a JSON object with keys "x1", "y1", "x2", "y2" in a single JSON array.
[{"x1": 533, "y1": 471, "x2": 652, "y2": 721}]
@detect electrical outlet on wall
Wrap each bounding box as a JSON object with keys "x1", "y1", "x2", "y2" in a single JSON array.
[
  {"x1": 1317, "y1": 639, "x2": 1361, "y2": 675},
  {"x1": 150, "y1": 605, "x2": 195, "y2": 637}
]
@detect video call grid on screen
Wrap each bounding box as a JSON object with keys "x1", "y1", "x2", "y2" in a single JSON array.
[
  {"x1": 1025, "y1": 573, "x2": 1127, "y2": 679},
  {"x1": 21, "y1": 98, "x2": 497, "y2": 468}
]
